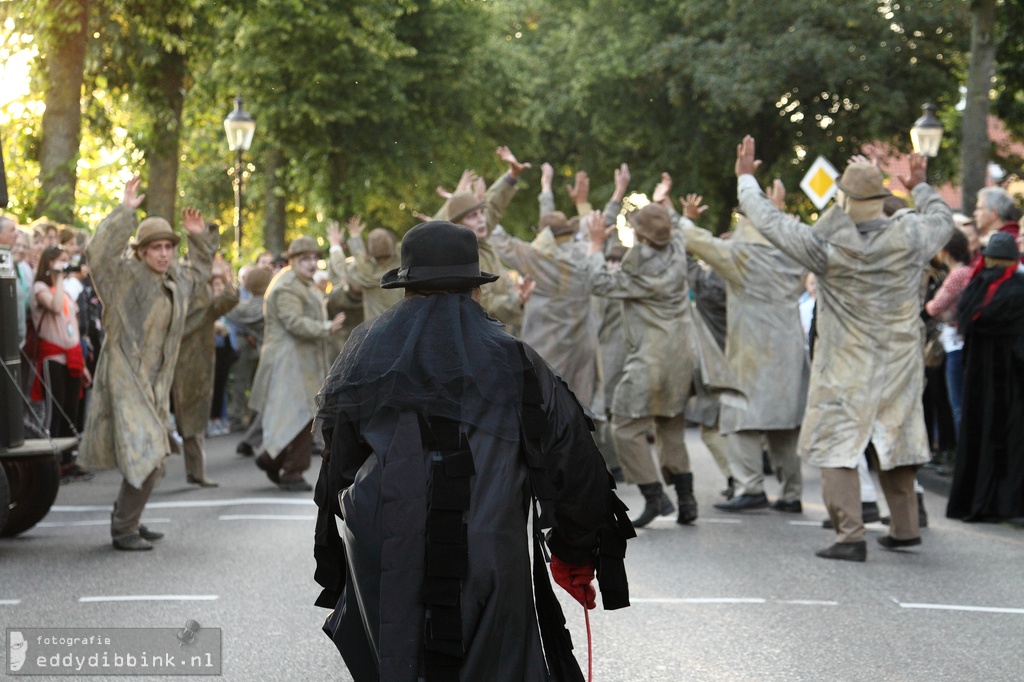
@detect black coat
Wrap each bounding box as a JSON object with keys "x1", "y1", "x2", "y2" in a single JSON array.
[
  {"x1": 946, "y1": 266, "x2": 1024, "y2": 521},
  {"x1": 313, "y1": 293, "x2": 633, "y2": 682}
]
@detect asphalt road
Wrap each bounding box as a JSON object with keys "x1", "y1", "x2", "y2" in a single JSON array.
[{"x1": 3, "y1": 428, "x2": 1023, "y2": 681}]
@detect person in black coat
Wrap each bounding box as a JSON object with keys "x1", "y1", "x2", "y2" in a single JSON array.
[
  {"x1": 946, "y1": 232, "x2": 1024, "y2": 522},
  {"x1": 313, "y1": 221, "x2": 634, "y2": 682}
]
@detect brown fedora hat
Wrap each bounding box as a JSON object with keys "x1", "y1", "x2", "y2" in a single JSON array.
[
  {"x1": 446, "y1": 192, "x2": 486, "y2": 224},
  {"x1": 630, "y1": 204, "x2": 672, "y2": 248},
  {"x1": 835, "y1": 163, "x2": 892, "y2": 201},
  {"x1": 283, "y1": 236, "x2": 322, "y2": 260},
  {"x1": 132, "y1": 217, "x2": 180, "y2": 251}
]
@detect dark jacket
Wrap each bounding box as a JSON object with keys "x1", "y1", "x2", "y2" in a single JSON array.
[{"x1": 313, "y1": 293, "x2": 632, "y2": 682}]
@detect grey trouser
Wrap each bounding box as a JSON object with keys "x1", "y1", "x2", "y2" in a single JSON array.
[
  {"x1": 727, "y1": 428, "x2": 802, "y2": 501},
  {"x1": 611, "y1": 414, "x2": 689, "y2": 485}
]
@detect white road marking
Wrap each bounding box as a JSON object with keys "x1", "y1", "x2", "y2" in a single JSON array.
[
  {"x1": 35, "y1": 518, "x2": 171, "y2": 528},
  {"x1": 898, "y1": 602, "x2": 1024, "y2": 615},
  {"x1": 218, "y1": 515, "x2": 316, "y2": 521},
  {"x1": 79, "y1": 595, "x2": 219, "y2": 603},
  {"x1": 632, "y1": 598, "x2": 837, "y2": 606},
  {"x1": 789, "y1": 520, "x2": 824, "y2": 527},
  {"x1": 0, "y1": 599, "x2": 22, "y2": 605},
  {"x1": 632, "y1": 598, "x2": 767, "y2": 604},
  {"x1": 700, "y1": 518, "x2": 743, "y2": 524},
  {"x1": 50, "y1": 497, "x2": 315, "y2": 512}
]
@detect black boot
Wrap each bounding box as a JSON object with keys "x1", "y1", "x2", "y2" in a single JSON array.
[
  {"x1": 672, "y1": 473, "x2": 698, "y2": 525},
  {"x1": 720, "y1": 476, "x2": 736, "y2": 500},
  {"x1": 632, "y1": 483, "x2": 675, "y2": 528}
]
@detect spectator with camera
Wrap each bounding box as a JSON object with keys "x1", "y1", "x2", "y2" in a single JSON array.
[{"x1": 29, "y1": 244, "x2": 92, "y2": 480}]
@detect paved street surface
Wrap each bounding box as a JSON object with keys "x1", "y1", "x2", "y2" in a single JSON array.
[{"x1": 3, "y1": 428, "x2": 1023, "y2": 681}]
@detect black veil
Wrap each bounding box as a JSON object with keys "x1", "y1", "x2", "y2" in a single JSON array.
[{"x1": 316, "y1": 292, "x2": 527, "y2": 442}]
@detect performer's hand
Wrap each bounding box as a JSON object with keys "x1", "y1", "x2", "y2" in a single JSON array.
[
  {"x1": 735, "y1": 135, "x2": 762, "y2": 177},
  {"x1": 551, "y1": 556, "x2": 596, "y2": 610}
]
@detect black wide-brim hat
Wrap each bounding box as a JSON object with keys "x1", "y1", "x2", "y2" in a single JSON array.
[{"x1": 380, "y1": 220, "x2": 499, "y2": 290}]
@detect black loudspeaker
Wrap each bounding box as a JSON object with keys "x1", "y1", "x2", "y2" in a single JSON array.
[{"x1": 0, "y1": 255, "x2": 25, "y2": 449}]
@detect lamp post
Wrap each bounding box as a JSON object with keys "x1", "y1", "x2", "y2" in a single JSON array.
[
  {"x1": 223, "y1": 96, "x2": 256, "y2": 251},
  {"x1": 910, "y1": 102, "x2": 943, "y2": 184}
]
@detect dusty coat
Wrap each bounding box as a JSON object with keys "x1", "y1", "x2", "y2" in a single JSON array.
[
  {"x1": 593, "y1": 295, "x2": 625, "y2": 416},
  {"x1": 171, "y1": 278, "x2": 239, "y2": 438},
  {"x1": 488, "y1": 225, "x2": 599, "y2": 406},
  {"x1": 249, "y1": 268, "x2": 335, "y2": 456},
  {"x1": 582, "y1": 225, "x2": 699, "y2": 418},
  {"x1": 342, "y1": 236, "x2": 403, "y2": 322},
  {"x1": 80, "y1": 205, "x2": 213, "y2": 487},
  {"x1": 681, "y1": 218, "x2": 809, "y2": 434},
  {"x1": 436, "y1": 173, "x2": 523, "y2": 328},
  {"x1": 738, "y1": 176, "x2": 954, "y2": 469}
]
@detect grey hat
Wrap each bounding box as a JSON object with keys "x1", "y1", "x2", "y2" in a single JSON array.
[{"x1": 981, "y1": 231, "x2": 1020, "y2": 260}]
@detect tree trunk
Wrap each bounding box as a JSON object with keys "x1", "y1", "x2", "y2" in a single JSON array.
[
  {"x1": 961, "y1": 0, "x2": 997, "y2": 213},
  {"x1": 143, "y1": 46, "x2": 187, "y2": 224},
  {"x1": 263, "y1": 148, "x2": 288, "y2": 254},
  {"x1": 35, "y1": 0, "x2": 89, "y2": 224}
]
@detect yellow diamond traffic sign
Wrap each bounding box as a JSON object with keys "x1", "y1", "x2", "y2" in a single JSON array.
[{"x1": 800, "y1": 155, "x2": 839, "y2": 209}]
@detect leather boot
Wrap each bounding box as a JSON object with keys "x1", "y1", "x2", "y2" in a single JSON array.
[
  {"x1": 632, "y1": 483, "x2": 675, "y2": 528},
  {"x1": 672, "y1": 472, "x2": 698, "y2": 525}
]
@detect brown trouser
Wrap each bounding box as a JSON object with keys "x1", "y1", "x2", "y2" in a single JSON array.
[
  {"x1": 182, "y1": 433, "x2": 207, "y2": 480},
  {"x1": 111, "y1": 460, "x2": 165, "y2": 541},
  {"x1": 821, "y1": 459, "x2": 919, "y2": 543},
  {"x1": 611, "y1": 414, "x2": 690, "y2": 485},
  {"x1": 266, "y1": 421, "x2": 313, "y2": 483}
]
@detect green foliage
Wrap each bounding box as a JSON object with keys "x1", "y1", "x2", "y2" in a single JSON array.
[{"x1": 0, "y1": 0, "x2": 988, "y2": 242}]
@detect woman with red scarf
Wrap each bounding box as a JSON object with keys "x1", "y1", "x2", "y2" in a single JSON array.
[
  {"x1": 947, "y1": 232, "x2": 1024, "y2": 522},
  {"x1": 30, "y1": 245, "x2": 92, "y2": 479}
]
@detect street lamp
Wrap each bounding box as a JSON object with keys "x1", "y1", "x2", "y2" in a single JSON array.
[
  {"x1": 910, "y1": 102, "x2": 943, "y2": 158},
  {"x1": 223, "y1": 95, "x2": 256, "y2": 251}
]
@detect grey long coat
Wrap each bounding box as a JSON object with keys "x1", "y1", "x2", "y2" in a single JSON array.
[
  {"x1": 582, "y1": 226, "x2": 699, "y2": 418},
  {"x1": 681, "y1": 218, "x2": 809, "y2": 434},
  {"x1": 488, "y1": 226, "x2": 599, "y2": 406},
  {"x1": 738, "y1": 176, "x2": 954, "y2": 470},
  {"x1": 249, "y1": 268, "x2": 335, "y2": 456},
  {"x1": 80, "y1": 205, "x2": 213, "y2": 487}
]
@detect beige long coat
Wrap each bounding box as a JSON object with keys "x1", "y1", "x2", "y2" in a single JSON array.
[
  {"x1": 436, "y1": 173, "x2": 523, "y2": 328},
  {"x1": 488, "y1": 226, "x2": 599, "y2": 406},
  {"x1": 681, "y1": 218, "x2": 809, "y2": 434},
  {"x1": 341, "y1": 236, "x2": 403, "y2": 322},
  {"x1": 738, "y1": 176, "x2": 954, "y2": 470},
  {"x1": 171, "y1": 279, "x2": 239, "y2": 438},
  {"x1": 581, "y1": 228, "x2": 699, "y2": 418},
  {"x1": 80, "y1": 205, "x2": 213, "y2": 487},
  {"x1": 249, "y1": 268, "x2": 335, "y2": 456}
]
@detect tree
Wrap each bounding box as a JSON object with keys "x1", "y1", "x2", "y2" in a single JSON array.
[
  {"x1": 34, "y1": 0, "x2": 89, "y2": 223},
  {"x1": 514, "y1": 0, "x2": 967, "y2": 229},
  {"x1": 961, "y1": 0, "x2": 997, "y2": 213}
]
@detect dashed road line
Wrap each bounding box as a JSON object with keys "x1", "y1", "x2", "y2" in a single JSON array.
[
  {"x1": 1, "y1": 599, "x2": 22, "y2": 605},
  {"x1": 632, "y1": 598, "x2": 767, "y2": 604},
  {"x1": 78, "y1": 595, "x2": 219, "y2": 603},
  {"x1": 218, "y1": 515, "x2": 316, "y2": 521},
  {"x1": 50, "y1": 498, "x2": 315, "y2": 512},
  {"x1": 898, "y1": 602, "x2": 1024, "y2": 615},
  {"x1": 35, "y1": 518, "x2": 171, "y2": 528}
]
